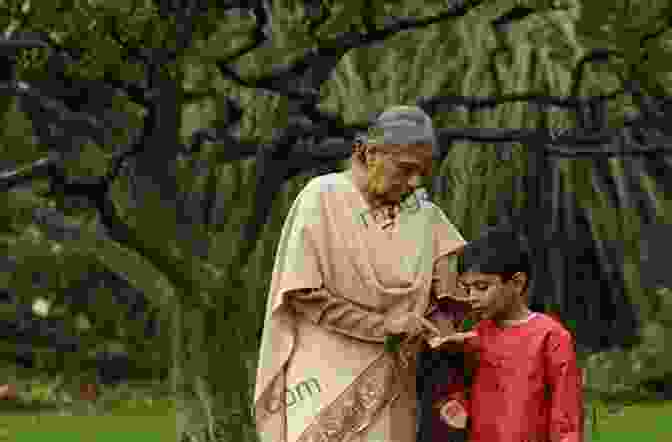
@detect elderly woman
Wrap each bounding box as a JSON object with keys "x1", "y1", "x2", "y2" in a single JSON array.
[{"x1": 254, "y1": 105, "x2": 468, "y2": 442}]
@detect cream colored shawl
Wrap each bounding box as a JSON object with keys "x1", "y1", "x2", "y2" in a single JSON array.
[{"x1": 254, "y1": 170, "x2": 465, "y2": 442}]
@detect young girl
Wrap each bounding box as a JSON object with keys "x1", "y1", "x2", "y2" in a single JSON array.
[{"x1": 429, "y1": 225, "x2": 583, "y2": 442}]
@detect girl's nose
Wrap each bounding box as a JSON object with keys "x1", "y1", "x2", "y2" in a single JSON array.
[{"x1": 467, "y1": 296, "x2": 481, "y2": 307}]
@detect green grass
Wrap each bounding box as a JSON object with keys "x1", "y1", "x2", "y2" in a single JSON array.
[
  {"x1": 0, "y1": 415, "x2": 175, "y2": 442},
  {"x1": 592, "y1": 400, "x2": 672, "y2": 441},
  {"x1": 0, "y1": 398, "x2": 669, "y2": 441},
  {"x1": 0, "y1": 399, "x2": 176, "y2": 442}
]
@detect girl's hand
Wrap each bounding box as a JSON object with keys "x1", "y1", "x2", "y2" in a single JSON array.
[{"x1": 427, "y1": 331, "x2": 477, "y2": 351}]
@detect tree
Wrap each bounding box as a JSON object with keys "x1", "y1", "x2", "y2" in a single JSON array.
[{"x1": 0, "y1": 0, "x2": 671, "y2": 440}]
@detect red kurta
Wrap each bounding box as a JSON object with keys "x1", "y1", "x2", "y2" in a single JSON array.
[{"x1": 463, "y1": 313, "x2": 583, "y2": 442}]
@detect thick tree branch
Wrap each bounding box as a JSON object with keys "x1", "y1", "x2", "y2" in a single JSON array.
[
  {"x1": 0, "y1": 155, "x2": 57, "y2": 192},
  {"x1": 0, "y1": 81, "x2": 112, "y2": 147},
  {"x1": 215, "y1": 0, "x2": 487, "y2": 101},
  {"x1": 185, "y1": 114, "x2": 672, "y2": 170},
  {"x1": 418, "y1": 89, "x2": 623, "y2": 114},
  {"x1": 29, "y1": 165, "x2": 207, "y2": 307},
  {"x1": 0, "y1": 37, "x2": 50, "y2": 52},
  {"x1": 101, "y1": 73, "x2": 150, "y2": 107}
]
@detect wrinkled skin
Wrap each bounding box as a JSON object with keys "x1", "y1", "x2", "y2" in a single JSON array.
[{"x1": 353, "y1": 143, "x2": 433, "y2": 208}]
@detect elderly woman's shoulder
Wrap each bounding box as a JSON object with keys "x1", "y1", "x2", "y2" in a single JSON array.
[
  {"x1": 421, "y1": 198, "x2": 446, "y2": 214},
  {"x1": 302, "y1": 171, "x2": 349, "y2": 194}
]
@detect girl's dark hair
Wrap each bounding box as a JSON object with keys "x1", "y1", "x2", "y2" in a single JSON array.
[
  {"x1": 495, "y1": 270, "x2": 531, "y2": 293},
  {"x1": 459, "y1": 267, "x2": 532, "y2": 293},
  {"x1": 459, "y1": 222, "x2": 533, "y2": 292}
]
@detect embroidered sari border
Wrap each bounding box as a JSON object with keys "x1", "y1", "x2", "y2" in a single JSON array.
[{"x1": 296, "y1": 352, "x2": 399, "y2": 442}]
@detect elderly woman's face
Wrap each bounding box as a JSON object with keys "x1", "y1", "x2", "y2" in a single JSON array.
[{"x1": 365, "y1": 143, "x2": 433, "y2": 204}]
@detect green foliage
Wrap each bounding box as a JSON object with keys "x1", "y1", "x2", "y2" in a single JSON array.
[
  {"x1": 0, "y1": 185, "x2": 172, "y2": 381},
  {"x1": 577, "y1": 0, "x2": 672, "y2": 95},
  {"x1": 0, "y1": 97, "x2": 39, "y2": 164},
  {"x1": 2, "y1": 0, "x2": 672, "y2": 440},
  {"x1": 62, "y1": 142, "x2": 108, "y2": 178}
]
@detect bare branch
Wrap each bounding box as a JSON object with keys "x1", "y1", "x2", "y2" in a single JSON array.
[
  {"x1": 0, "y1": 155, "x2": 57, "y2": 192},
  {"x1": 101, "y1": 74, "x2": 149, "y2": 106},
  {"x1": 304, "y1": 0, "x2": 331, "y2": 35},
  {"x1": 0, "y1": 37, "x2": 49, "y2": 51},
  {"x1": 0, "y1": 81, "x2": 112, "y2": 147},
  {"x1": 418, "y1": 89, "x2": 623, "y2": 114},
  {"x1": 231, "y1": 126, "x2": 301, "y2": 269},
  {"x1": 185, "y1": 115, "x2": 672, "y2": 169},
  {"x1": 490, "y1": 6, "x2": 535, "y2": 33},
  {"x1": 215, "y1": 0, "x2": 488, "y2": 101},
  {"x1": 32, "y1": 206, "x2": 86, "y2": 242}
]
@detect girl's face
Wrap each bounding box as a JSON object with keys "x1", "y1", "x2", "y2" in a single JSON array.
[{"x1": 458, "y1": 272, "x2": 525, "y2": 321}]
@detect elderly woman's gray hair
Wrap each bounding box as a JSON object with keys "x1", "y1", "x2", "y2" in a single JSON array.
[{"x1": 353, "y1": 105, "x2": 439, "y2": 159}]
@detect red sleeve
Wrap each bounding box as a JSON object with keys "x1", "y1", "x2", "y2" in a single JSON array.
[
  {"x1": 463, "y1": 320, "x2": 485, "y2": 354},
  {"x1": 545, "y1": 327, "x2": 583, "y2": 442}
]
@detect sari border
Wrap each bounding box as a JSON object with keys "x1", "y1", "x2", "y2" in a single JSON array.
[{"x1": 295, "y1": 352, "x2": 399, "y2": 442}]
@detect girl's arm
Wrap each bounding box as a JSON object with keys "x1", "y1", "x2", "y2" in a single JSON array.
[{"x1": 545, "y1": 327, "x2": 583, "y2": 442}]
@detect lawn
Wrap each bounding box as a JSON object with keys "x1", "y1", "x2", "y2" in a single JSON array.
[
  {"x1": 0, "y1": 399, "x2": 176, "y2": 442},
  {"x1": 592, "y1": 400, "x2": 672, "y2": 442},
  {"x1": 0, "y1": 399, "x2": 669, "y2": 441}
]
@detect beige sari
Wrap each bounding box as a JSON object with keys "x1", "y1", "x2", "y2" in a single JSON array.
[{"x1": 254, "y1": 170, "x2": 465, "y2": 442}]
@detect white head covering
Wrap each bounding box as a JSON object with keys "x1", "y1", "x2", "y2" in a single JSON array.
[{"x1": 361, "y1": 105, "x2": 438, "y2": 155}]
